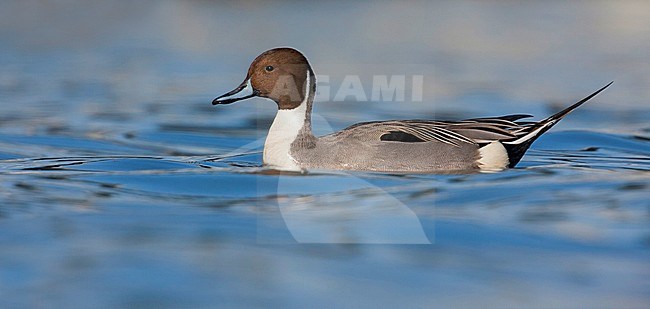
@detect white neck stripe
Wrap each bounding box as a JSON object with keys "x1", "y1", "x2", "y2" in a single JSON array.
[{"x1": 263, "y1": 71, "x2": 312, "y2": 171}]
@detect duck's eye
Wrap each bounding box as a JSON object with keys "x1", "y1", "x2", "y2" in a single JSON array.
[{"x1": 265, "y1": 65, "x2": 274, "y2": 72}]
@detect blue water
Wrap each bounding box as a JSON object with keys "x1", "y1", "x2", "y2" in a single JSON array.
[{"x1": 1, "y1": 1, "x2": 649, "y2": 307}]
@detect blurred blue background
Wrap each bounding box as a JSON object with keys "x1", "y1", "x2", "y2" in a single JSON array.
[{"x1": 0, "y1": 1, "x2": 649, "y2": 307}]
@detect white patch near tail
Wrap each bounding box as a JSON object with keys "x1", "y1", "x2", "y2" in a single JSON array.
[{"x1": 478, "y1": 142, "x2": 509, "y2": 171}]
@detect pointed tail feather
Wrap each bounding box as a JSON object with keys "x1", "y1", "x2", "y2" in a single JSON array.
[{"x1": 503, "y1": 81, "x2": 613, "y2": 167}]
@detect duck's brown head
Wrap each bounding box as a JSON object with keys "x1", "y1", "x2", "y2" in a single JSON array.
[{"x1": 212, "y1": 48, "x2": 313, "y2": 110}]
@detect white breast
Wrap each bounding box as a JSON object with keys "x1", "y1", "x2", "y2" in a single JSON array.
[
  {"x1": 263, "y1": 103, "x2": 307, "y2": 171},
  {"x1": 263, "y1": 72, "x2": 312, "y2": 171}
]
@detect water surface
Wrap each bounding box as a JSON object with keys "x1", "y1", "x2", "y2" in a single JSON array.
[{"x1": 1, "y1": 1, "x2": 649, "y2": 307}]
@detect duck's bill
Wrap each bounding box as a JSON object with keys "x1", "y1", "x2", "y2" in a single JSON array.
[{"x1": 212, "y1": 79, "x2": 258, "y2": 105}]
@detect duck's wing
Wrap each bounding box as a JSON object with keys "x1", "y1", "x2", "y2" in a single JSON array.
[
  {"x1": 442, "y1": 115, "x2": 533, "y2": 143},
  {"x1": 335, "y1": 117, "x2": 530, "y2": 147},
  {"x1": 336, "y1": 120, "x2": 475, "y2": 146}
]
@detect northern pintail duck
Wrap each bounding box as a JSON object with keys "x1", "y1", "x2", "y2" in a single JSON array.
[{"x1": 212, "y1": 48, "x2": 611, "y2": 173}]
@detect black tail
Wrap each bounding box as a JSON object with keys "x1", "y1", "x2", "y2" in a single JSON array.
[{"x1": 503, "y1": 81, "x2": 613, "y2": 167}]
